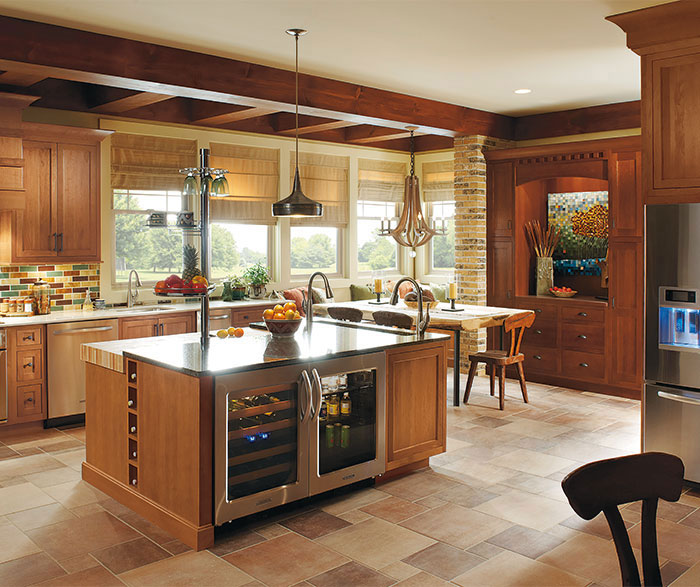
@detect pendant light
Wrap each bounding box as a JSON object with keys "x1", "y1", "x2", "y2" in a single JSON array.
[{"x1": 272, "y1": 28, "x2": 323, "y2": 218}]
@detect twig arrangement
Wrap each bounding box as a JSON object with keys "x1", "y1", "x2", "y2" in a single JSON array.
[{"x1": 524, "y1": 220, "x2": 560, "y2": 257}]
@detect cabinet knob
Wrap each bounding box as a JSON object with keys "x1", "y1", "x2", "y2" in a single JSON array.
[
  {"x1": 535, "y1": 329, "x2": 542, "y2": 334},
  {"x1": 578, "y1": 312, "x2": 588, "y2": 317},
  {"x1": 22, "y1": 334, "x2": 34, "y2": 341},
  {"x1": 534, "y1": 355, "x2": 542, "y2": 360},
  {"x1": 127, "y1": 400, "x2": 134, "y2": 407},
  {"x1": 25, "y1": 396, "x2": 34, "y2": 403},
  {"x1": 24, "y1": 361, "x2": 34, "y2": 369},
  {"x1": 132, "y1": 451, "x2": 137, "y2": 458},
  {"x1": 130, "y1": 426, "x2": 137, "y2": 434},
  {"x1": 578, "y1": 334, "x2": 587, "y2": 339},
  {"x1": 130, "y1": 373, "x2": 136, "y2": 380},
  {"x1": 579, "y1": 362, "x2": 589, "y2": 368},
  {"x1": 535, "y1": 308, "x2": 542, "y2": 313},
  {"x1": 131, "y1": 479, "x2": 137, "y2": 486}
]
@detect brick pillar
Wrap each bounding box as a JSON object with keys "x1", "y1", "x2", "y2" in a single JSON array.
[{"x1": 454, "y1": 135, "x2": 514, "y2": 373}]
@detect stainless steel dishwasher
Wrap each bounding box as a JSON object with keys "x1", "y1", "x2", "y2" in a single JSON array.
[{"x1": 47, "y1": 319, "x2": 119, "y2": 420}]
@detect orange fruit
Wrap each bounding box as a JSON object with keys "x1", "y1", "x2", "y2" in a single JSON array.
[
  {"x1": 293, "y1": 311, "x2": 301, "y2": 319},
  {"x1": 273, "y1": 312, "x2": 285, "y2": 320},
  {"x1": 273, "y1": 304, "x2": 284, "y2": 313},
  {"x1": 262, "y1": 308, "x2": 274, "y2": 320},
  {"x1": 283, "y1": 301, "x2": 297, "y2": 313},
  {"x1": 284, "y1": 309, "x2": 296, "y2": 320},
  {"x1": 233, "y1": 327, "x2": 244, "y2": 338}
]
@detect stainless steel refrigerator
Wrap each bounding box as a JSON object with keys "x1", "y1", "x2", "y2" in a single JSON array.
[{"x1": 645, "y1": 204, "x2": 700, "y2": 482}]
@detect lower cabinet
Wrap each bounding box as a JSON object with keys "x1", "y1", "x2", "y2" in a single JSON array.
[
  {"x1": 385, "y1": 341, "x2": 447, "y2": 471},
  {"x1": 119, "y1": 312, "x2": 196, "y2": 339},
  {"x1": 4, "y1": 325, "x2": 47, "y2": 425}
]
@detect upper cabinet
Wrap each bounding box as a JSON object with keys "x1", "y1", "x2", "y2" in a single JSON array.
[
  {"x1": 0, "y1": 124, "x2": 111, "y2": 263},
  {"x1": 608, "y1": 1, "x2": 700, "y2": 203}
]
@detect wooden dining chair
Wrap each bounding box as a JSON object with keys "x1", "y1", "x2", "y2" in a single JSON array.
[
  {"x1": 462, "y1": 310, "x2": 535, "y2": 410},
  {"x1": 372, "y1": 310, "x2": 414, "y2": 330},
  {"x1": 328, "y1": 306, "x2": 363, "y2": 323},
  {"x1": 561, "y1": 452, "x2": 684, "y2": 587}
]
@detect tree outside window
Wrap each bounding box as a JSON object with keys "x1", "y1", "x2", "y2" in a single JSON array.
[
  {"x1": 290, "y1": 226, "x2": 339, "y2": 275},
  {"x1": 357, "y1": 201, "x2": 398, "y2": 272},
  {"x1": 431, "y1": 201, "x2": 455, "y2": 271}
]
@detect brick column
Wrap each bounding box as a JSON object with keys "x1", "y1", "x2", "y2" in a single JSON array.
[{"x1": 454, "y1": 135, "x2": 513, "y2": 372}]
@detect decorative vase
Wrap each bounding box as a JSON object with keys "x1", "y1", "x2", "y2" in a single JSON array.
[
  {"x1": 536, "y1": 256, "x2": 554, "y2": 296},
  {"x1": 249, "y1": 284, "x2": 267, "y2": 299},
  {"x1": 231, "y1": 286, "x2": 246, "y2": 301}
]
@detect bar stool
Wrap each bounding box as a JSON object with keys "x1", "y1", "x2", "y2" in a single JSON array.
[
  {"x1": 462, "y1": 311, "x2": 534, "y2": 410},
  {"x1": 372, "y1": 310, "x2": 413, "y2": 330},
  {"x1": 328, "y1": 306, "x2": 363, "y2": 323}
]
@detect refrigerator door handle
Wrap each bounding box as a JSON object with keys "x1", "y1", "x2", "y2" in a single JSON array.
[
  {"x1": 311, "y1": 368, "x2": 322, "y2": 421},
  {"x1": 658, "y1": 390, "x2": 700, "y2": 407},
  {"x1": 299, "y1": 370, "x2": 312, "y2": 422}
]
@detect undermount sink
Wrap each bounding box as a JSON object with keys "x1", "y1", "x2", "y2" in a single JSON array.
[{"x1": 115, "y1": 306, "x2": 176, "y2": 313}]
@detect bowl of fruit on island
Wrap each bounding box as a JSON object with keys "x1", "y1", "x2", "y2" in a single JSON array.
[
  {"x1": 262, "y1": 302, "x2": 302, "y2": 337},
  {"x1": 549, "y1": 286, "x2": 577, "y2": 298}
]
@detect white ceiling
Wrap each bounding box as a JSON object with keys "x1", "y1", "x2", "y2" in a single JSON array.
[{"x1": 0, "y1": 0, "x2": 670, "y2": 116}]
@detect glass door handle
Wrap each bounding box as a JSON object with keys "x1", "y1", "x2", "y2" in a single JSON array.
[
  {"x1": 311, "y1": 368, "x2": 322, "y2": 421},
  {"x1": 299, "y1": 370, "x2": 312, "y2": 422}
]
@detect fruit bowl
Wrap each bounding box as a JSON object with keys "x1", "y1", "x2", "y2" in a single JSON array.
[
  {"x1": 154, "y1": 284, "x2": 216, "y2": 297},
  {"x1": 549, "y1": 287, "x2": 577, "y2": 298},
  {"x1": 264, "y1": 318, "x2": 303, "y2": 338}
]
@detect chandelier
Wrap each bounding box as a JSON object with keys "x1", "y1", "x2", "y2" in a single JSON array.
[{"x1": 379, "y1": 127, "x2": 446, "y2": 250}]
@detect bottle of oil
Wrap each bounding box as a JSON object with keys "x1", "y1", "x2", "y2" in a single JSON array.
[
  {"x1": 340, "y1": 392, "x2": 352, "y2": 421},
  {"x1": 327, "y1": 394, "x2": 340, "y2": 422}
]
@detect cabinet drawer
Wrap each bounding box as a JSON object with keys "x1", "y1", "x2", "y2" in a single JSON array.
[
  {"x1": 17, "y1": 384, "x2": 43, "y2": 417},
  {"x1": 232, "y1": 306, "x2": 275, "y2": 327},
  {"x1": 524, "y1": 320, "x2": 557, "y2": 348},
  {"x1": 520, "y1": 345, "x2": 560, "y2": 375},
  {"x1": 561, "y1": 306, "x2": 605, "y2": 323},
  {"x1": 562, "y1": 350, "x2": 606, "y2": 382},
  {"x1": 16, "y1": 348, "x2": 43, "y2": 382},
  {"x1": 561, "y1": 323, "x2": 605, "y2": 353},
  {"x1": 16, "y1": 326, "x2": 42, "y2": 347},
  {"x1": 517, "y1": 301, "x2": 558, "y2": 322}
]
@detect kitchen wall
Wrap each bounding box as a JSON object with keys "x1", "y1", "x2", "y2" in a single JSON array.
[{"x1": 0, "y1": 263, "x2": 100, "y2": 309}]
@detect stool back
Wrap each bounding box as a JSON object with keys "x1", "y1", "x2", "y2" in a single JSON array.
[
  {"x1": 328, "y1": 307, "x2": 363, "y2": 323},
  {"x1": 372, "y1": 310, "x2": 413, "y2": 330}
]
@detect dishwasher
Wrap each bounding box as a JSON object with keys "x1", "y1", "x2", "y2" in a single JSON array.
[{"x1": 47, "y1": 319, "x2": 119, "y2": 423}]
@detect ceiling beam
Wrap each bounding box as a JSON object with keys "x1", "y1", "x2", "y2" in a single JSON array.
[
  {"x1": 346, "y1": 125, "x2": 424, "y2": 144},
  {"x1": 275, "y1": 113, "x2": 359, "y2": 136},
  {"x1": 0, "y1": 15, "x2": 511, "y2": 139},
  {"x1": 0, "y1": 70, "x2": 47, "y2": 87},
  {"x1": 90, "y1": 91, "x2": 173, "y2": 113},
  {"x1": 191, "y1": 106, "x2": 277, "y2": 126}
]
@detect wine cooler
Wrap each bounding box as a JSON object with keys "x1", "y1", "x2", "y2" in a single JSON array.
[{"x1": 214, "y1": 353, "x2": 386, "y2": 525}]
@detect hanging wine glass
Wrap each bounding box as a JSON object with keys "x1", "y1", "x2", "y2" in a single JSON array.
[{"x1": 211, "y1": 171, "x2": 230, "y2": 196}]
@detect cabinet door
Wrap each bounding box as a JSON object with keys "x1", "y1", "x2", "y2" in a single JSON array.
[
  {"x1": 159, "y1": 312, "x2": 196, "y2": 336},
  {"x1": 488, "y1": 239, "x2": 514, "y2": 306},
  {"x1": 385, "y1": 342, "x2": 446, "y2": 471},
  {"x1": 13, "y1": 140, "x2": 57, "y2": 261},
  {"x1": 56, "y1": 143, "x2": 100, "y2": 260},
  {"x1": 487, "y1": 161, "x2": 514, "y2": 237},
  {"x1": 209, "y1": 309, "x2": 233, "y2": 330},
  {"x1": 610, "y1": 150, "x2": 642, "y2": 238},
  {"x1": 119, "y1": 317, "x2": 159, "y2": 340}
]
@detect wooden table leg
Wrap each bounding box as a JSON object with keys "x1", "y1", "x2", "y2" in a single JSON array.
[{"x1": 453, "y1": 330, "x2": 460, "y2": 406}]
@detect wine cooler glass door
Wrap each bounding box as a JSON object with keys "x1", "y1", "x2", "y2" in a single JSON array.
[
  {"x1": 214, "y1": 364, "x2": 311, "y2": 525},
  {"x1": 308, "y1": 352, "x2": 386, "y2": 496}
]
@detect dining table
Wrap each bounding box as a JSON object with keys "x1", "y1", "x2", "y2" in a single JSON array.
[{"x1": 313, "y1": 299, "x2": 533, "y2": 406}]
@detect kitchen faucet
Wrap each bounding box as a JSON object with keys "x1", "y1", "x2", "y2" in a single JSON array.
[
  {"x1": 306, "y1": 272, "x2": 334, "y2": 326},
  {"x1": 127, "y1": 270, "x2": 142, "y2": 307},
  {"x1": 390, "y1": 277, "x2": 430, "y2": 337}
]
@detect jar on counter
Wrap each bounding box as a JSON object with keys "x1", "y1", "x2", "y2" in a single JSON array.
[
  {"x1": 0, "y1": 299, "x2": 8, "y2": 313},
  {"x1": 8, "y1": 299, "x2": 17, "y2": 313},
  {"x1": 23, "y1": 298, "x2": 33, "y2": 314},
  {"x1": 31, "y1": 279, "x2": 51, "y2": 315}
]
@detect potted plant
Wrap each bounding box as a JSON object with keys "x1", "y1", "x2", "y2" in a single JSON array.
[
  {"x1": 243, "y1": 262, "x2": 271, "y2": 299},
  {"x1": 222, "y1": 275, "x2": 247, "y2": 301}
]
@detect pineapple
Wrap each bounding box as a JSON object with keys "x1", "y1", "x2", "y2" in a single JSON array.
[{"x1": 182, "y1": 244, "x2": 201, "y2": 282}]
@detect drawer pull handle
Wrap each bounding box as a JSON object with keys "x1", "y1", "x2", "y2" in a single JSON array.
[
  {"x1": 535, "y1": 329, "x2": 542, "y2": 334},
  {"x1": 578, "y1": 334, "x2": 587, "y2": 339},
  {"x1": 130, "y1": 373, "x2": 136, "y2": 380},
  {"x1": 578, "y1": 312, "x2": 588, "y2": 317},
  {"x1": 22, "y1": 334, "x2": 34, "y2": 341},
  {"x1": 130, "y1": 426, "x2": 137, "y2": 434},
  {"x1": 24, "y1": 361, "x2": 34, "y2": 369},
  {"x1": 534, "y1": 355, "x2": 542, "y2": 360},
  {"x1": 128, "y1": 400, "x2": 134, "y2": 407},
  {"x1": 579, "y1": 362, "x2": 589, "y2": 368}
]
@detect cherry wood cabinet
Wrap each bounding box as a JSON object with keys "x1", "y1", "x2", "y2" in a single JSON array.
[
  {"x1": 2, "y1": 325, "x2": 47, "y2": 425},
  {"x1": 119, "y1": 312, "x2": 196, "y2": 339},
  {"x1": 159, "y1": 312, "x2": 196, "y2": 336}
]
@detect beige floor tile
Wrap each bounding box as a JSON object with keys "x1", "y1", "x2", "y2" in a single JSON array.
[
  {"x1": 43, "y1": 479, "x2": 108, "y2": 508},
  {"x1": 376, "y1": 472, "x2": 457, "y2": 501},
  {"x1": 252, "y1": 523, "x2": 290, "y2": 539},
  {"x1": 24, "y1": 466, "x2": 81, "y2": 488},
  {"x1": 439, "y1": 458, "x2": 516, "y2": 484},
  {"x1": 320, "y1": 487, "x2": 387, "y2": 515},
  {"x1": 453, "y1": 550, "x2": 589, "y2": 587},
  {"x1": 52, "y1": 448, "x2": 86, "y2": 472},
  {"x1": 497, "y1": 418, "x2": 571, "y2": 440},
  {"x1": 0, "y1": 427, "x2": 66, "y2": 449},
  {"x1": 0, "y1": 453, "x2": 64, "y2": 481},
  {"x1": 120, "y1": 550, "x2": 251, "y2": 586},
  {"x1": 671, "y1": 560, "x2": 700, "y2": 586},
  {"x1": 394, "y1": 570, "x2": 448, "y2": 586},
  {"x1": 0, "y1": 523, "x2": 41, "y2": 564},
  {"x1": 317, "y1": 517, "x2": 435, "y2": 570},
  {"x1": 7, "y1": 502, "x2": 76, "y2": 531},
  {"x1": 489, "y1": 448, "x2": 577, "y2": 477},
  {"x1": 473, "y1": 490, "x2": 574, "y2": 531},
  {"x1": 400, "y1": 503, "x2": 511, "y2": 549},
  {"x1": 379, "y1": 560, "x2": 421, "y2": 581},
  {"x1": 0, "y1": 482, "x2": 55, "y2": 515},
  {"x1": 629, "y1": 517, "x2": 700, "y2": 567},
  {"x1": 335, "y1": 508, "x2": 372, "y2": 524}
]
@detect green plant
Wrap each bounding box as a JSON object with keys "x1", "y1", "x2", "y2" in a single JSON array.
[
  {"x1": 224, "y1": 275, "x2": 247, "y2": 288},
  {"x1": 242, "y1": 262, "x2": 270, "y2": 286}
]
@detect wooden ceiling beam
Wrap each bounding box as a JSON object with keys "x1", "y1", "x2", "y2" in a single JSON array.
[
  {"x1": 89, "y1": 91, "x2": 173, "y2": 113},
  {"x1": 274, "y1": 113, "x2": 359, "y2": 136},
  {"x1": 0, "y1": 70, "x2": 47, "y2": 87},
  {"x1": 346, "y1": 125, "x2": 425, "y2": 144},
  {"x1": 191, "y1": 106, "x2": 278, "y2": 126}
]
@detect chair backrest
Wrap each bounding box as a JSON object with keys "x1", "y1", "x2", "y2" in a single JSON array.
[
  {"x1": 328, "y1": 306, "x2": 363, "y2": 323},
  {"x1": 372, "y1": 310, "x2": 413, "y2": 330},
  {"x1": 561, "y1": 452, "x2": 684, "y2": 587},
  {"x1": 504, "y1": 311, "x2": 535, "y2": 357}
]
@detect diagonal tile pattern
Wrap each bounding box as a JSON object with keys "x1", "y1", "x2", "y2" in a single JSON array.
[{"x1": 0, "y1": 375, "x2": 699, "y2": 585}]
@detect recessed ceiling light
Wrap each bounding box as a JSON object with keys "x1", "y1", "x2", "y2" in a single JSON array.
[{"x1": 514, "y1": 88, "x2": 532, "y2": 94}]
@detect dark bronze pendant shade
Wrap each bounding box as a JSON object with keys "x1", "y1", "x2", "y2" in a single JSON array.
[{"x1": 272, "y1": 28, "x2": 323, "y2": 218}]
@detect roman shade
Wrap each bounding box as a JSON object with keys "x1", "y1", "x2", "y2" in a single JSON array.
[
  {"x1": 358, "y1": 159, "x2": 406, "y2": 202},
  {"x1": 289, "y1": 152, "x2": 349, "y2": 226},
  {"x1": 209, "y1": 143, "x2": 279, "y2": 224},
  {"x1": 423, "y1": 160, "x2": 454, "y2": 202},
  {"x1": 111, "y1": 133, "x2": 197, "y2": 191}
]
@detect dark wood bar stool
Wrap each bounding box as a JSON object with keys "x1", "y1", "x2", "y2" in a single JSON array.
[
  {"x1": 372, "y1": 310, "x2": 413, "y2": 330},
  {"x1": 328, "y1": 306, "x2": 363, "y2": 323},
  {"x1": 462, "y1": 311, "x2": 534, "y2": 410},
  {"x1": 562, "y1": 452, "x2": 684, "y2": 587}
]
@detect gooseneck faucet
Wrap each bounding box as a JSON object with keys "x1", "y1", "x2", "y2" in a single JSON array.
[
  {"x1": 127, "y1": 270, "x2": 142, "y2": 307},
  {"x1": 390, "y1": 277, "x2": 430, "y2": 337},
  {"x1": 306, "y1": 272, "x2": 334, "y2": 326}
]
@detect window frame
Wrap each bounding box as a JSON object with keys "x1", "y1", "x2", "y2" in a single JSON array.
[
  {"x1": 356, "y1": 200, "x2": 400, "y2": 276},
  {"x1": 427, "y1": 200, "x2": 456, "y2": 275},
  {"x1": 289, "y1": 225, "x2": 344, "y2": 279},
  {"x1": 207, "y1": 221, "x2": 274, "y2": 281}
]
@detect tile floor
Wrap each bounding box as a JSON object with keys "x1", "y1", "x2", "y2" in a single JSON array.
[{"x1": 1, "y1": 375, "x2": 700, "y2": 586}]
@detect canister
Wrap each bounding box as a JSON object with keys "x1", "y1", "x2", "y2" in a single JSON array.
[{"x1": 31, "y1": 279, "x2": 51, "y2": 315}]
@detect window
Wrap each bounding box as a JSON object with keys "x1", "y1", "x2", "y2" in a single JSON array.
[
  {"x1": 113, "y1": 189, "x2": 185, "y2": 283},
  {"x1": 209, "y1": 222, "x2": 270, "y2": 280},
  {"x1": 357, "y1": 200, "x2": 398, "y2": 272},
  {"x1": 290, "y1": 226, "x2": 339, "y2": 276},
  {"x1": 430, "y1": 201, "x2": 455, "y2": 272}
]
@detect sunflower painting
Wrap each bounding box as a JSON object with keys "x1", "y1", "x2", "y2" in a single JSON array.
[{"x1": 547, "y1": 191, "x2": 609, "y2": 276}]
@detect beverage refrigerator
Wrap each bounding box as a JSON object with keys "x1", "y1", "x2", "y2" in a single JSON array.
[
  {"x1": 213, "y1": 352, "x2": 386, "y2": 525},
  {"x1": 645, "y1": 203, "x2": 700, "y2": 482}
]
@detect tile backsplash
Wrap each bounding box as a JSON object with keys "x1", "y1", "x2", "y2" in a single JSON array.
[{"x1": 0, "y1": 263, "x2": 100, "y2": 310}]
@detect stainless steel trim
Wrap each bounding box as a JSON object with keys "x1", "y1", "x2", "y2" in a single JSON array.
[
  {"x1": 52, "y1": 326, "x2": 114, "y2": 335},
  {"x1": 658, "y1": 390, "x2": 700, "y2": 406},
  {"x1": 210, "y1": 314, "x2": 230, "y2": 320},
  {"x1": 311, "y1": 368, "x2": 321, "y2": 421},
  {"x1": 299, "y1": 370, "x2": 311, "y2": 422}
]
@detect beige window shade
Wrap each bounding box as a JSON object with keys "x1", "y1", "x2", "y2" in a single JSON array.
[
  {"x1": 358, "y1": 159, "x2": 406, "y2": 202},
  {"x1": 423, "y1": 160, "x2": 454, "y2": 202},
  {"x1": 209, "y1": 143, "x2": 279, "y2": 225},
  {"x1": 111, "y1": 133, "x2": 197, "y2": 191},
  {"x1": 290, "y1": 152, "x2": 349, "y2": 226}
]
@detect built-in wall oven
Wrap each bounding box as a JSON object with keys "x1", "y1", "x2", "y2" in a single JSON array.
[{"x1": 214, "y1": 352, "x2": 385, "y2": 525}]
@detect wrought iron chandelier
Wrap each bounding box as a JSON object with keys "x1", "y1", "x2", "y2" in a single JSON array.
[{"x1": 378, "y1": 127, "x2": 446, "y2": 251}]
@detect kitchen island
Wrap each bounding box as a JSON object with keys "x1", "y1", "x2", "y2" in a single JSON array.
[{"x1": 80, "y1": 319, "x2": 449, "y2": 550}]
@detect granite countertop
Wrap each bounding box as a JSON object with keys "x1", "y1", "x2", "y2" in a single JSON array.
[
  {"x1": 0, "y1": 299, "x2": 275, "y2": 328},
  {"x1": 81, "y1": 319, "x2": 450, "y2": 377}
]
